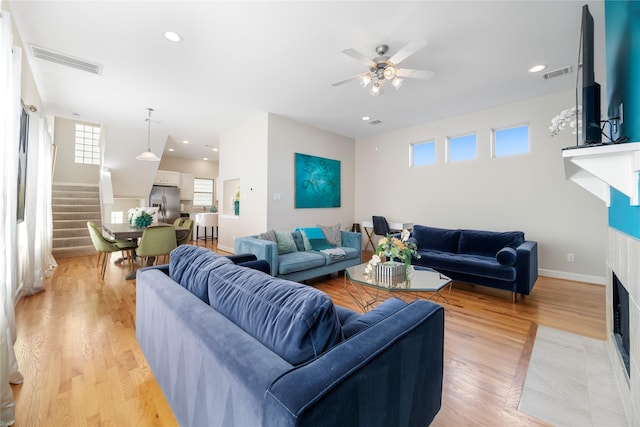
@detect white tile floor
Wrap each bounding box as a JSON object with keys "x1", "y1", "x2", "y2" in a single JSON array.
[{"x1": 519, "y1": 325, "x2": 630, "y2": 427}]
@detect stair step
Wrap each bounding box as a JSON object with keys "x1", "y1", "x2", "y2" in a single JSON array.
[
  {"x1": 52, "y1": 190, "x2": 99, "y2": 199},
  {"x1": 53, "y1": 228, "x2": 90, "y2": 238},
  {"x1": 52, "y1": 246, "x2": 96, "y2": 258},
  {"x1": 53, "y1": 236, "x2": 93, "y2": 248},
  {"x1": 52, "y1": 205, "x2": 101, "y2": 213},
  {"x1": 54, "y1": 219, "x2": 101, "y2": 229},
  {"x1": 53, "y1": 197, "x2": 100, "y2": 205},
  {"x1": 53, "y1": 212, "x2": 102, "y2": 221},
  {"x1": 52, "y1": 184, "x2": 98, "y2": 192}
]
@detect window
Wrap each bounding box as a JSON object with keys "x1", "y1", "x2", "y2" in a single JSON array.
[
  {"x1": 494, "y1": 125, "x2": 529, "y2": 157},
  {"x1": 447, "y1": 134, "x2": 476, "y2": 162},
  {"x1": 74, "y1": 123, "x2": 101, "y2": 165},
  {"x1": 411, "y1": 141, "x2": 436, "y2": 166},
  {"x1": 193, "y1": 178, "x2": 213, "y2": 206},
  {"x1": 111, "y1": 211, "x2": 124, "y2": 224}
]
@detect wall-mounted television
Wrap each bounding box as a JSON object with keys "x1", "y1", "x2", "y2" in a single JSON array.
[{"x1": 577, "y1": 4, "x2": 602, "y2": 145}]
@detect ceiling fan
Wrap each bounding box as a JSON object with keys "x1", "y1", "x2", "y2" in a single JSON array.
[{"x1": 332, "y1": 38, "x2": 434, "y2": 96}]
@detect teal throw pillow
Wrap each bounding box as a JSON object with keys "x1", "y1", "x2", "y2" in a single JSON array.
[
  {"x1": 275, "y1": 231, "x2": 298, "y2": 255},
  {"x1": 298, "y1": 227, "x2": 334, "y2": 251}
]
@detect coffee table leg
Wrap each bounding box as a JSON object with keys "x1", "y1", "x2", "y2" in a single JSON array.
[{"x1": 344, "y1": 275, "x2": 381, "y2": 312}]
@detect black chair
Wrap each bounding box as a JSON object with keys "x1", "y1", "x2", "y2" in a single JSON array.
[{"x1": 372, "y1": 216, "x2": 391, "y2": 237}]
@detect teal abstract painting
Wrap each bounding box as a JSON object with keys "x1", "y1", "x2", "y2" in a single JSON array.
[{"x1": 295, "y1": 153, "x2": 341, "y2": 208}]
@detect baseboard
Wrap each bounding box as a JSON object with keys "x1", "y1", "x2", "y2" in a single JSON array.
[
  {"x1": 217, "y1": 244, "x2": 234, "y2": 253},
  {"x1": 538, "y1": 268, "x2": 606, "y2": 285}
]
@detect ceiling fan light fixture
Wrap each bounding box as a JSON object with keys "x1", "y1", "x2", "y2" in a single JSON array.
[
  {"x1": 391, "y1": 77, "x2": 403, "y2": 89},
  {"x1": 137, "y1": 108, "x2": 160, "y2": 162},
  {"x1": 370, "y1": 84, "x2": 382, "y2": 96},
  {"x1": 360, "y1": 74, "x2": 372, "y2": 88},
  {"x1": 383, "y1": 66, "x2": 397, "y2": 80}
]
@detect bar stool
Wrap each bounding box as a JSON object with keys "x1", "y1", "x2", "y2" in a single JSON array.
[{"x1": 195, "y1": 213, "x2": 218, "y2": 241}]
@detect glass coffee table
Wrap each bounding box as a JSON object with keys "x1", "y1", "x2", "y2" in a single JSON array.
[{"x1": 344, "y1": 263, "x2": 452, "y2": 312}]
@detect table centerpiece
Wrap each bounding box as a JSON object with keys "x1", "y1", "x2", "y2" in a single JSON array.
[{"x1": 365, "y1": 229, "x2": 420, "y2": 287}]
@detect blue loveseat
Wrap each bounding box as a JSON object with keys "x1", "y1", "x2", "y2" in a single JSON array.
[
  {"x1": 234, "y1": 229, "x2": 362, "y2": 282},
  {"x1": 409, "y1": 225, "x2": 538, "y2": 302},
  {"x1": 136, "y1": 245, "x2": 444, "y2": 427}
]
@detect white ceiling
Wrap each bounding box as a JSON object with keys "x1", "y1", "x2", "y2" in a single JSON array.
[{"x1": 8, "y1": 1, "x2": 606, "y2": 164}]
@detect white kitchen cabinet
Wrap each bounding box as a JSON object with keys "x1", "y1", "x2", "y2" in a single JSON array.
[
  {"x1": 154, "y1": 170, "x2": 180, "y2": 186},
  {"x1": 180, "y1": 173, "x2": 194, "y2": 200}
]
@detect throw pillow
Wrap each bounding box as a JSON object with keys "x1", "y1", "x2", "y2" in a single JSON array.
[
  {"x1": 275, "y1": 231, "x2": 298, "y2": 255},
  {"x1": 299, "y1": 227, "x2": 333, "y2": 251},
  {"x1": 292, "y1": 230, "x2": 306, "y2": 252},
  {"x1": 299, "y1": 229, "x2": 313, "y2": 251},
  {"x1": 496, "y1": 247, "x2": 517, "y2": 266},
  {"x1": 318, "y1": 223, "x2": 342, "y2": 246},
  {"x1": 259, "y1": 229, "x2": 277, "y2": 242}
]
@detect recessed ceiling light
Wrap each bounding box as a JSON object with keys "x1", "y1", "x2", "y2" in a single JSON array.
[
  {"x1": 362, "y1": 116, "x2": 370, "y2": 121},
  {"x1": 212, "y1": 148, "x2": 219, "y2": 152},
  {"x1": 168, "y1": 148, "x2": 175, "y2": 152},
  {"x1": 164, "y1": 31, "x2": 182, "y2": 43},
  {"x1": 529, "y1": 64, "x2": 546, "y2": 73},
  {"x1": 182, "y1": 140, "x2": 189, "y2": 144},
  {"x1": 203, "y1": 157, "x2": 208, "y2": 161}
]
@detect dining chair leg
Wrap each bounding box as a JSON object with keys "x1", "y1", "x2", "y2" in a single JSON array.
[{"x1": 100, "y1": 252, "x2": 108, "y2": 279}]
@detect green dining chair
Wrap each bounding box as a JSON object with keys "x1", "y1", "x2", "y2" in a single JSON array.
[
  {"x1": 87, "y1": 221, "x2": 138, "y2": 279},
  {"x1": 173, "y1": 218, "x2": 185, "y2": 227},
  {"x1": 136, "y1": 225, "x2": 178, "y2": 266},
  {"x1": 176, "y1": 219, "x2": 193, "y2": 246}
]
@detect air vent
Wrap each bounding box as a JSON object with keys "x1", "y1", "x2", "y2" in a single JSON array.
[
  {"x1": 29, "y1": 45, "x2": 103, "y2": 75},
  {"x1": 369, "y1": 120, "x2": 383, "y2": 125},
  {"x1": 543, "y1": 66, "x2": 572, "y2": 80}
]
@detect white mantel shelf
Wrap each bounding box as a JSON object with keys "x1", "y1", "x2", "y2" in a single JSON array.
[{"x1": 563, "y1": 142, "x2": 640, "y2": 206}]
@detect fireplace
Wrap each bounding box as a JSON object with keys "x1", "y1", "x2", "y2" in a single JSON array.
[{"x1": 612, "y1": 273, "x2": 630, "y2": 378}]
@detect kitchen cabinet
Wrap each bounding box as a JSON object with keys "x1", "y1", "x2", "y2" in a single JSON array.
[
  {"x1": 180, "y1": 173, "x2": 194, "y2": 200},
  {"x1": 154, "y1": 170, "x2": 180, "y2": 186}
]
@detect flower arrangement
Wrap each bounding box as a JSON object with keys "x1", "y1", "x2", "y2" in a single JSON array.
[
  {"x1": 550, "y1": 106, "x2": 581, "y2": 137},
  {"x1": 127, "y1": 207, "x2": 157, "y2": 228},
  {"x1": 364, "y1": 229, "x2": 420, "y2": 277}
]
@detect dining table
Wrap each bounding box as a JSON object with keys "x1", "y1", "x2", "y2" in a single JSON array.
[{"x1": 102, "y1": 222, "x2": 190, "y2": 280}]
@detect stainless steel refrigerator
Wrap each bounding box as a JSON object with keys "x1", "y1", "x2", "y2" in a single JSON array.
[{"x1": 149, "y1": 185, "x2": 181, "y2": 225}]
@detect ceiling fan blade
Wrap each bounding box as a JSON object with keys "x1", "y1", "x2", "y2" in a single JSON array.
[
  {"x1": 342, "y1": 48, "x2": 376, "y2": 67},
  {"x1": 388, "y1": 38, "x2": 428, "y2": 65},
  {"x1": 396, "y1": 68, "x2": 434, "y2": 80},
  {"x1": 331, "y1": 73, "x2": 367, "y2": 87}
]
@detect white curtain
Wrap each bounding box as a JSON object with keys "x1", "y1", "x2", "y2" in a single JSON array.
[
  {"x1": 21, "y1": 112, "x2": 54, "y2": 296},
  {"x1": 0, "y1": 9, "x2": 24, "y2": 427}
]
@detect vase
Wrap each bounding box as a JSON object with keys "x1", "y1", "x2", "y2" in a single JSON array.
[
  {"x1": 233, "y1": 200, "x2": 240, "y2": 216},
  {"x1": 374, "y1": 261, "x2": 407, "y2": 287}
]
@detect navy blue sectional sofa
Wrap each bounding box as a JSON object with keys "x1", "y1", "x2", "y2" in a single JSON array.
[
  {"x1": 136, "y1": 245, "x2": 444, "y2": 427},
  {"x1": 409, "y1": 225, "x2": 538, "y2": 302}
]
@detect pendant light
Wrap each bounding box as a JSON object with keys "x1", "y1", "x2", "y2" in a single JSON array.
[{"x1": 136, "y1": 107, "x2": 160, "y2": 161}]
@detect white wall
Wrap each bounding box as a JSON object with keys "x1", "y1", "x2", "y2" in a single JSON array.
[
  {"x1": 355, "y1": 90, "x2": 607, "y2": 283},
  {"x1": 267, "y1": 113, "x2": 355, "y2": 231},
  {"x1": 218, "y1": 113, "x2": 269, "y2": 252},
  {"x1": 52, "y1": 117, "x2": 100, "y2": 184},
  {"x1": 159, "y1": 156, "x2": 218, "y2": 179}
]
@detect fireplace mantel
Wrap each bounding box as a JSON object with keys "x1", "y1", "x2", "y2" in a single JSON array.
[{"x1": 563, "y1": 142, "x2": 640, "y2": 206}]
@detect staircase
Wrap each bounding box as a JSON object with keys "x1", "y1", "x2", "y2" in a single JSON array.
[{"x1": 52, "y1": 183, "x2": 100, "y2": 258}]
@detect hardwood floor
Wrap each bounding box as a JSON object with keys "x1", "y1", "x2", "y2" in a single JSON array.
[{"x1": 11, "y1": 241, "x2": 606, "y2": 426}]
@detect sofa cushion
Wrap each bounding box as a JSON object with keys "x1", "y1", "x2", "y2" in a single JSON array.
[
  {"x1": 207, "y1": 263, "x2": 343, "y2": 365},
  {"x1": 278, "y1": 251, "x2": 326, "y2": 275},
  {"x1": 496, "y1": 247, "x2": 517, "y2": 266},
  {"x1": 169, "y1": 245, "x2": 233, "y2": 303},
  {"x1": 318, "y1": 223, "x2": 342, "y2": 246},
  {"x1": 412, "y1": 225, "x2": 461, "y2": 253},
  {"x1": 275, "y1": 231, "x2": 298, "y2": 255},
  {"x1": 414, "y1": 249, "x2": 517, "y2": 282},
  {"x1": 458, "y1": 229, "x2": 524, "y2": 257},
  {"x1": 342, "y1": 298, "x2": 407, "y2": 338}
]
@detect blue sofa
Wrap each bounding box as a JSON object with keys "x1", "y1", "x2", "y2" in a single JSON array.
[
  {"x1": 234, "y1": 229, "x2": 362, "y2": 282},
  {"x1": 136, "y1": 245, "x2": 444, "y2": 427},
  {"x1": 409, "y1": 225, "x2": 538, "y2": 302}
]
